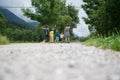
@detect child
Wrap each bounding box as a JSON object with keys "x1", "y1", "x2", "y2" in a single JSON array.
[
  {"x1": 55, "y1": 30, "x2": 60, "y2": 43},
  {"x1": 49, "y1": 29, "x2": 54, "y2": 43},
  {"x1": 60, "y1": 32, "x2": 64, "y2": 42}
]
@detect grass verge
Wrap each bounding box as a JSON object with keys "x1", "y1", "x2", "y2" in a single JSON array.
[
  {"x1": 0, "y1": 35, "x2": 10, "y2": 45},
  {"x1": 84, "y1": 34, "x2": 120, "y2": 51}
]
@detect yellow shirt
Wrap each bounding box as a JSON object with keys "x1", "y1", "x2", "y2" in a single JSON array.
[{"x1": 49, "y1": 31, "x2": 54, "y2": 37}]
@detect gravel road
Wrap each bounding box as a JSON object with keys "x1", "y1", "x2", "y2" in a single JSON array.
[{"x1": 0, "y1": 43, "x2": 120, "y2": 80}]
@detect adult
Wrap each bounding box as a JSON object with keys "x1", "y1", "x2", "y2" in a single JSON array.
[
  {"x1": 64, "y1": 24, "x2": 70, "y2": 43},
  {"x1": 44, "y1": 25, "x2": 49, "y2": 42}
]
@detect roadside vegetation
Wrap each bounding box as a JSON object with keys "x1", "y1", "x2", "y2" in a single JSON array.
[
  {"x1": 82, "y1": 0, "x2": 120, "y2": 51},
  {"x1": 83, "y1": 32, "x2": 120, "y2": 51},
  {"x1": 0, "y1": 35, "x2": 9, "y2": 44}
]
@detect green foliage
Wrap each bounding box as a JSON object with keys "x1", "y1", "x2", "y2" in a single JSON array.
[
  {"x1": 5, "y1": 28, "x2": 43, "y2": 42},
  {"x1": 83, "y1": 0, "x2": 120, "y2": 51},
  {"x1": 6, "y1": 21, "x2": 34, "y2": 30},
  {"x1": 84, "y1": 32, "x2": 120, "y2": 51},
  {"x1": 67, "y1": 4, "x2": 79, "y2": 28},
  {"x1": 22, "y1": 0, "x2": 79, "y2": 32},
  {"x1": 0, "y1": 11, "x2": 6, "y2": 35},
  {"x1": 56, "y1": 15, "x2": 72, "y2": 32},
  {"x1": 0, "y1": 35, "x2": 9, "y2": 44},
  {"x1": 82, "y1": 0, "x2": 120, "y2": 35},
  {"x1": 34, "y1": 25, "x2": 45, "y2": 41},
  {"x1": 23, "y1": 0, "x2": 63, "y2": 25},
  {"x1": 0, "y1": 0, "x2": 79, "y2": 43},
  {"x1": 0, "y1": 8, "x2": 41, "y2": 43},
  {"x1": 79, "y1": 37, "x2": 89, "y2": 42},
  {"x1": 82, "y1": 0, "x2": 105, "y2": 33}
]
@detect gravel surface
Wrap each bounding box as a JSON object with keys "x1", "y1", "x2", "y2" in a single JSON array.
[{"x1": 0, "y1": 43, "x2": 120, "y2": 80}]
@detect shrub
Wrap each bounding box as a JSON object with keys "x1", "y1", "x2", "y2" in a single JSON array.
[
  {"x1": 84, "y1": 32, "x2": 120, "y2": 51},
  {"x1": 0, "y1": 35, "x2": 9, "y2": 44}
]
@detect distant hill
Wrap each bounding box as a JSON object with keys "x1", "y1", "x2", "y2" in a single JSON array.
[
  {"x1": 27, "y1": 21, "x2": 39, "y2": 27},
  {"x1": 0, "y1": 8, "x2": 38, "y2": 29}
]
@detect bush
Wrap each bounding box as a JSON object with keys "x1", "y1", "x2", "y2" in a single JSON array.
[
  {"x1": 84, "y1": 33, "x2": 120, "y2": 51},
  {"x1": 0, "y1": 35, "x2": 9, "y2": 44},
  {"x1": 79, "y1": 37, "x2": 89, "y2": 42},
  {"x1": 111, "y1": 37, "x2": 120, "y2": 51}
]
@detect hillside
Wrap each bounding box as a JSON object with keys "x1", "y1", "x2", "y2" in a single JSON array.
[{"x1": 0, "y1": 8, "x2": 38, "y2": 29}]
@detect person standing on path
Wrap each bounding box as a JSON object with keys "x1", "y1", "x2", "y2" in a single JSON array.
[
  {"x1": 44, "y1": 25, "x2": 50, "y2": 42},
  {"x1": 49, "y1": 28, "x2": 54, "y2": 43},
  {"x1": 64, "y1": 24, "x2": 70, "y2": 43},
  {"x1": 60, "y1": 32, "x2": 64, "y2": 42},
  {"x1": 55, "y1": 30, "x2": 60, "y2": 43}
]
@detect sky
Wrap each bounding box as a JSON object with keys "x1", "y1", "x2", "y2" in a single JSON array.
[
  {"x1": 66, "y1": 0, "x2": 90, "y2": 37},
  {"x1": 0, "y1": 0, "x2": 90, "y2": 37},
  {"x1": 0, "y1": 0, "x2": 32, "y2": 21}
]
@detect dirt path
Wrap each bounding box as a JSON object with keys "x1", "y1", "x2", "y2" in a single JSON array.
[{"x1": 0, "y1": 43, "x2": 120, "y2": 80}]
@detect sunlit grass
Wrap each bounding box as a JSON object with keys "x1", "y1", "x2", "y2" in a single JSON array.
[
  {"x1": 0, "y1": 35, "x2": 10, "y2": 45},
  {"x1": 84, "y1": 33, "x2": 120, "y2": 51}
]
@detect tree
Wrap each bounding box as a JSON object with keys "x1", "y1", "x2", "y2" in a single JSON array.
[
  {"x1": 22, "y1": 0, "x2": 65, "y2": 26},
  {"x1": 67, "y1": 4, "x2": 79, "y2": 28},
  {"x1": 0, "y1": 12, "x2": 6, "y2": 35},
  {"x1": 22, "y1": 0, "x2": 79, "y2": 40},
  {"x1": 56, "y1": 15, "x2": 72, "y2": 32},
  {"x1": 82, "y1": 0, "x2": 101, "y2": 32},
  {"x1": 22, "y1": 0, "x2": 79, "y2": 29},
  {"x1": 105, "y1": 0, "x2": 120, "y2": 33},
  {"x1": 82, "y1": 0, "x2": 120, "y2": 35}
]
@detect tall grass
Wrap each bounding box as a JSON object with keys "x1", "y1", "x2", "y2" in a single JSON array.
[
  {"x1": 0, "y1": 35, "x2": 10, "y2": 45},
  {"x1": 84, "y1": 32, "x2": 120, "y2": 51}
]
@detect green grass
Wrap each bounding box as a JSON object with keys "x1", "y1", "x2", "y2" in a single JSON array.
[
  {"x1": 71, "y1": 39, "x2": 80, "y2": 42},
  {"x1": 84, "y1": 33, "x2": 120, "y2": 51},
  {"x1": 0, "y1": 35, "x2": 10, "y2": 45}
]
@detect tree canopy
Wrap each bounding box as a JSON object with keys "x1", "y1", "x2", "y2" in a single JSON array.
[
  {"x1": 0, "y1": 11, "x2": 6, "y2": 35},
  {"x1": 22, "y1": 0, "x2": 79, "y2": 31},
  {"x1": 82, "y1": 0, "x2": 120, "y2": 35}
]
